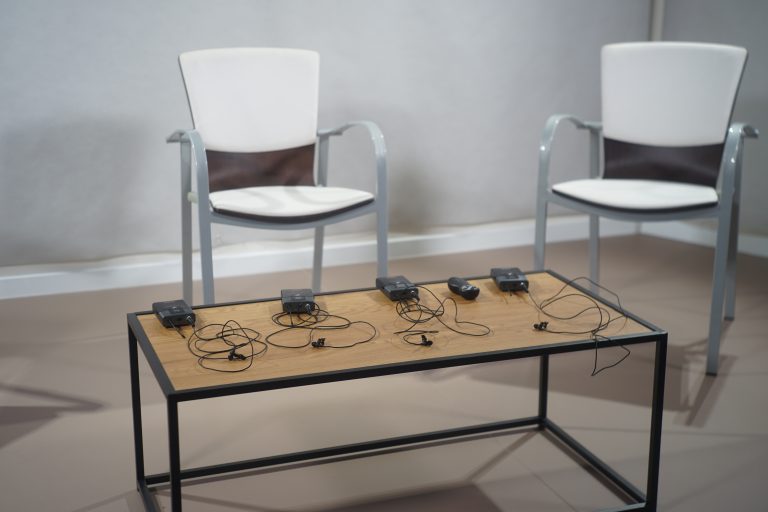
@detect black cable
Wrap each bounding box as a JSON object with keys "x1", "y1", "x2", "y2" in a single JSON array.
[
  {"x1": 589, "y1": 334, "x2": 631, "y2": 376},
  {"x1": 393, "y1": 285, "x2": 491, "y2": 345},
  {"x1": 187, "y1": 320, "x2": 267, "y2": 373},
  {"x1": 266, "y1": 306, "x2": 377, "y2": 349},
  {"x1": 524, "y1": 276, "x2": 630, "y2": 375},
  {"x1": 173, "y1": 315, "x2": 196, "y2": 339}
]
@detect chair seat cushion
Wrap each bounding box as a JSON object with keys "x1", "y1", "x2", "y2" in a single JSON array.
[
  {"x1": 552, "y1": 179, "x2": 719, "y2": 212},
  {"x1": 209, "y1": 186, "x2": 374, "y2": 223}
]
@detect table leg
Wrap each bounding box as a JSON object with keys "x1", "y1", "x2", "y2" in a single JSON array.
[
  {"x1": 644, "y1": 334, "x2": 667, "y2": 511},
  {"x1": 538, "y1": 355, "x2": 549, "y2": 428},
  {"x1": 129, "y1": 328, "x2": 146, "y2": 489},
  {"x1": 168, "y1": 399, "x2": 182, "y2": 512}
]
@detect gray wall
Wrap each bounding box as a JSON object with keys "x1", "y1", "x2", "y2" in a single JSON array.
[
  {"x1": 0, "y1": 0, "x2": 651, "y2": 267},
  {"x1": 663, "y1": 0, "x2": 768, "y2": 238}
]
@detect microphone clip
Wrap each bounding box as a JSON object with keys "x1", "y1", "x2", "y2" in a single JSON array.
[{"x1": 228, "y1": 349, "x2": 247, "y2": 361}]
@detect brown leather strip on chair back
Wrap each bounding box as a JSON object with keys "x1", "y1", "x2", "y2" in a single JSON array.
[
  {"x1": 603, "y1": 138, "x2": 724, "y2": 187},
  {"x1": 206, "y1": 144, "x2": 315, "y2": 193}
]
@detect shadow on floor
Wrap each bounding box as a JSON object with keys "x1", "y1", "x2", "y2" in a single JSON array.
[
  {"x1": 0, "y1": 383, "x2": 103, "y2": 449},
  {"x1": 147, "y1": 431, "x2": 542, "y2": 512},
  {"x1": 72, "y1": 491, "x2": 147, "y2": 512},
  {"x1": 170, "y1": 483, "x2": 504, "y2": 512},
  {"x1": 415, "y1": 334, "x2": 732, "y2": 426}
]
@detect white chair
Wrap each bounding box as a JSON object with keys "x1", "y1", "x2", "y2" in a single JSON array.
[
  {"x1": 534, "y1": 42, "x2": 758, "y2": 375},
  {"x1": 168, "y1": 48, "x2": 388, "y2": 305}
]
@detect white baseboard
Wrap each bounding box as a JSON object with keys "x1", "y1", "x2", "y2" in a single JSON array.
[
  {"x1": 640, "y1": 222, "x2": 768, "y2": 258},
  {"x1": 0, "y1": 216, "x2": 634, "y2": 300},
  {"x1": 2, "y1": 218, "x2": 765, "y2": 300}
]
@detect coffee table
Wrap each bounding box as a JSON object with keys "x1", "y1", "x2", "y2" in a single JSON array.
[{"x1": 128, "y1": 270, "x2": 666, "y2": 511}]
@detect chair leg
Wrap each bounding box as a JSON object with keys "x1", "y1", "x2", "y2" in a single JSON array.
[
  {"x1": 181, "y1": 213, "x2": 193, "y2": 306},
  {"x1": 589, "y1": 214, "x2": 600, "y2": 293},
  {"x1": 534, "y1": 199, "x2": 548, "y2": 270},
  {"x1": 312, "y1": 226, "x2": 324, "y2": 292},
  {"x1": 724, "y1": 204, "x2": 740, "y2": 321},
  {"x1": 706, "y1": 215, "x2": 731, "y2": 376},
  {"x1": 376, "y1": 206, "x2": 389, "y2": 279},
  {"x1": 180, "y1": 143, "x2": 194, "y2": 305},
  {"x1": 198, "y1": 213, "x2": 215, "y2": 305}
]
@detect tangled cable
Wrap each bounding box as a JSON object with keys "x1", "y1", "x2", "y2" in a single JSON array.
[
  {"x1": 266, "y1": 305, "x2": 377, "y2": 349},
  {"x1": 524, "y1": 276, "x2": 630, "y2": 376},
  {"x1": 394, "y1": 285, "x2": 491, "y2": 346},
  {"x1": 187, "y1": 320, "x2": 267, "y2": 373}
]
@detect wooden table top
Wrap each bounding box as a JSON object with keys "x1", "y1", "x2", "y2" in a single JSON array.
[{"x1": 134, "y1": 272, "x2": 652, "y2": 392}]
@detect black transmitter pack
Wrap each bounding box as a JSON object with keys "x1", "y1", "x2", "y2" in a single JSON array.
[
  {"x1": 281, "y1": 289, "x2": 316, "y2": 313},
  {"x1": 152, "y1": 300, "x2": 196, "y2": 328},
  {"x1": 376, "y1": 275, "x2": 419, "y2": 301},
  {"x1": 448, "y1": 277, "x2": 480, "y2": 300},
  {"x1": 491, "y1": 267, "x2": 529, "y2": 292}
]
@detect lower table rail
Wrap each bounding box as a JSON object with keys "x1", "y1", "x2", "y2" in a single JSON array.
[
  {"x1": 544, "y1": 418, "x2": 646, "y2": 504},
  {"x1": 138, "y1": 416, "x2": 652, "y2": 512},
  {"x1": 144, "y1": 416, "x2": 540, "y2": 487}
]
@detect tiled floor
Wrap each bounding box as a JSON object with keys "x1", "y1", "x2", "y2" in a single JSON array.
[{"x1": 1, "y1": 235, "x2": 767, "y2": 511}]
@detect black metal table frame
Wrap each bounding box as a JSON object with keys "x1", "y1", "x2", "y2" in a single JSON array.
[{"x1": 128, "y1": 271, "x2": 667, "y2": 512}]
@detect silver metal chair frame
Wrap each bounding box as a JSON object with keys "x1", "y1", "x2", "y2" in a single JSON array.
[
  {"x1": 167, "y1": 121, "x2": 388, "y2": 306},
  {"x1": 534, "y1": 114, "x2": 758, "y2": 375}
]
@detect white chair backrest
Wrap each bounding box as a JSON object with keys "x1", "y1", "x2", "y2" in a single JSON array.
[
  {"x1": 602, "y1": 42, "x2": 746, "y2": 147},
  {"x1": 179, "y1": 48, "x2": 319, "y2": 153}
]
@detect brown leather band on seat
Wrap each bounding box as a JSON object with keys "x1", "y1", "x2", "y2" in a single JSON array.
[
  {"x1": 603, "y1": 138, "x2": 724, "y2": 187},
  {"x1": 206, "y1": 144, "x2": 315, "y2": 192}
]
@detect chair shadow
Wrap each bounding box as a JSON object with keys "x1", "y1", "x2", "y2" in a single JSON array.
[
  {"x1": 0, "y1": 383, "x2": 103, "y2": 449},
  {"x1": 0, "y1": 117, "x2": 147, "y2": 265},
  {"x1": 415, "y1": 331, "x2": 731, "y2": 426}
]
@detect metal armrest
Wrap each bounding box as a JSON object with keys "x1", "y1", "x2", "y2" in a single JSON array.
[
  {"x1": 735, "y1": 123, "x2": 759, "y2": 139},
  {"x1": 166, "y1": 128, "x2": 205, "y2": 149},
  {"x1": 537, "y1": 115, "x2": 602, "y2": 198},
  {"x1": 166, "y1": 130, "x2": 187, "y2": 144},
  {"x1": 166, "y1": 129, "x2": 210, "y2": 205},
  {"x1": 316, "y1": 121, "x2": 387, "y2": 199},
  {"x1": 719, "y1": 122, "x2": 759, "y2": 201}
]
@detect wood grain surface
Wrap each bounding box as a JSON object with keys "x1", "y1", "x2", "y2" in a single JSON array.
[{"x1": 135, "y1": 273, "x2": 650, "y2": 391}]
